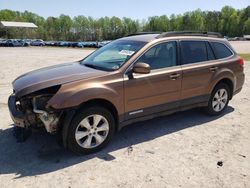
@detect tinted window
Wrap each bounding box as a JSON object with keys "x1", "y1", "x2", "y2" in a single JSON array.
[
  {"x1": 211, "y1": 42, "x2": 233, "y2": 59},
  {"x1": 136, "y1": 41, "x2": 177, "y2": 70},
  {"x1": 181, "y1": 41, "x2": 208, "y2": 64}
]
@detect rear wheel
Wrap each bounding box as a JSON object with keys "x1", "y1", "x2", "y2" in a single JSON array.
[
  {"x1": 66, "y1": 106, "x2": 115, "y2": 155},
  {"x1": 206, "y1": 83, "x2": 230, "y2": 115}
]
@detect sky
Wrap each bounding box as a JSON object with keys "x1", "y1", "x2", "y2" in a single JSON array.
[{"x1": 0, "y1": 0, "x2": 249, "y2": 19}]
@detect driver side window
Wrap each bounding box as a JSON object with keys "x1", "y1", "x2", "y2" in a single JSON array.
[{"x1": 135, "y1": 41, "x2": 177, "y2": 70}]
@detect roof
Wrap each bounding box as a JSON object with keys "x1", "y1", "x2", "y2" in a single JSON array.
[{"x1": 0, "y1": 21, "x2": 38, "y2": 28}]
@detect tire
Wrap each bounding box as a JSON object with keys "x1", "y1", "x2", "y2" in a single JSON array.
[
  {"x1": 66, "y1": 106, "x2": 115, "y2": 155},
  {"x1": 205, "y1": 83, "x2": 230, "y2": 116}
]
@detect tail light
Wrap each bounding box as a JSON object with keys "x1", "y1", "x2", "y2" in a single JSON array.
[{"x1": 238, "y1": 57, "x2": 244, "y2": 67}]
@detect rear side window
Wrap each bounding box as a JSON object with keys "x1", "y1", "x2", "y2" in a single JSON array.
[
  {"x1": 211, "y1": 42, "x2": 233, "y2": 59},
  {"x1": 181, "y1": 41, "x2": 208, "y2": 64}
]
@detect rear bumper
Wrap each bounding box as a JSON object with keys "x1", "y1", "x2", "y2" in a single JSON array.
[
  {"x1": 8, "y1": 95, "x2": 26, "y2": 127},
  {"x1": 234, "y1": 72, "x2": 245, "y2": 97},
  {"x1": 233, "y1": 87, "x2": 243, "y2": 96}
]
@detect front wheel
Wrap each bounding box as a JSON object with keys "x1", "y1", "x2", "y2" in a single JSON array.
[
  {"x1": 66, "y1": 106, "x2": 115, "y2": 155},
  {"x1": 205, "y1": 83, "x2": 230, "y2": 115}
]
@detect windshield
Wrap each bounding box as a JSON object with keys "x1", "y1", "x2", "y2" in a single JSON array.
[{"x1": 81, "y1": 40, "x2": 146, "y2": 71}]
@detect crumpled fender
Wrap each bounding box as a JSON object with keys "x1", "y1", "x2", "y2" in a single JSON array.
[{"x1": 48, "y1": 81, "x2": 122, "y2": 114}]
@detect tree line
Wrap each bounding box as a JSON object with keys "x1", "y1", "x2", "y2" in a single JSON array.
[{"x1": 0, "y1": 6, "x2": 250, "y2": 41}]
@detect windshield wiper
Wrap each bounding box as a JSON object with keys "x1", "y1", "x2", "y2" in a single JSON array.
[
  {"x1": 84, "y1": 63, "x2": 98, "y2": 69},
  {"x1": 83, "y1": 63, "x2": 111, "y2": 71}
]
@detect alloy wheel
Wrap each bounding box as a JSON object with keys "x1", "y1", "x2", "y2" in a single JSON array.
[
  {"x1": 75, "y1": 114, "x2": 109, "y2": 149},
  {"x1": 212, "y1": 88, "x2": 228, "y2": 112}
]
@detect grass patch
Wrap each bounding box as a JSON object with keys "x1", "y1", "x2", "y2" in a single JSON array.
[{"x1": 239, "y1": 54, "x2": 250, "y2": 61}]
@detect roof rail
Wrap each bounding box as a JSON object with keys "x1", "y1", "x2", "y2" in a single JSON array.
[
  {"x1": 127, "y1": 32, "x2": 161, "y2": 37},
  {"x1": 156, "y1": 31, "x2": 223, "y2": 39}
]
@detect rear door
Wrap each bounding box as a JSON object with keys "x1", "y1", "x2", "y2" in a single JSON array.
[{"x1": 180, "y1": 40, "x2": 217, "y2": 106}]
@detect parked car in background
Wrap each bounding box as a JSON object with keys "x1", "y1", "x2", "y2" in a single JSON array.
[
  {"x1": 243, "y1": 35, "x2": 250, "y2": 40},
  {"x1": 84, "y1": 41, "x2": 97, "y2": 48},
  {"x1": 30, "y1": 39, "x2": 45, "y2": 46},
  {"x1": 58, "y1": 41, "x2": 70, "y2": 47},
  {"x1": 97, "y1": 40, "x2": 111, "y2": 48},
  {"x1": 45, "y1": 41, "x2": 56, "y2": 46},
  {"x1": 228, "y1": 37, "x2": 246, "y2": 41},
  {"x1": 238, "y1": 37, "x2": 246, "y2": 41},
  {"x1": 70, "y1": 42, "x2": 84, "y2": 48},
  {"x1": 53, "y1": 41, "x2": 61, "y2": 47},
  {"x1": 19, "y1": 39, "x2": 31, "y2": 46},
  {"x1": 0, "y1": 39, "x2": 7, "y2": 46},
  {"x1": 4, "y1": 39, "x2": 24, "y2": 47}
]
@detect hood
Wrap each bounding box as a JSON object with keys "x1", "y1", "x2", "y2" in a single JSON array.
[{"x1": 13, "y1": 62, "x2": 108, "y2": 97}]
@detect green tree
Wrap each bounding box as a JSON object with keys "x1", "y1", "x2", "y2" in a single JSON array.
[
  {"x1": 204, "y1": 11, "x2": 220, "y2": 32},
  {"x1": 109, "y1": 16, "x2": 123, "y2": 39},
  {"x1": 73, "y1": 15, "x2": 90, "y2": 41},
  {"x1": 144, "y1": 15, "x2": 169, "y2": 32},
  {"x1": 220, "y1": 6, "x2": 240, "y2": 37},
  {"x1": 1, "y1": 6, "x2": 250, "y2": 40},
  {"x1": 57, "y1": 14, "x2": 72, "y2": 40},
  {"x1": 122, "y1": 17, "x2": 140, "y2": 36},
  {"x1": 244, "y1": 18, "x2": 250, "y2": 34}
]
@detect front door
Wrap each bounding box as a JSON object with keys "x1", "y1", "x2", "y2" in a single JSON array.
[{"x1": 124, "y1": 41, "x2": 182, "y2": 120}]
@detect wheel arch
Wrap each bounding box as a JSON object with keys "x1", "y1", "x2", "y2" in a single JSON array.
[
  {"x1": 59, "y1": 98, "x2": 119, "y2": 148},
  {"x1": 78, "y1": 98, "x2": 119, "y2": 131},
  {"x1": 211, "y1": 78, "x2": 234, "y2": 99}
]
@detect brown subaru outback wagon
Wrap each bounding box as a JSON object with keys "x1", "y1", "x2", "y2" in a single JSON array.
[{"x1": 8, "y1": 32, "x2": 245, "y2": 154}]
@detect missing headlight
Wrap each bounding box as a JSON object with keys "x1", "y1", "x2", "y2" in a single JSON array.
[{"x1": 32, "y1": 96, "x2": 61, "y2": 133}]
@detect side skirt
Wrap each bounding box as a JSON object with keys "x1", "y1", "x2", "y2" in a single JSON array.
[{"x1": 118, "y1": 95, "x2": 209, "y2": 130}]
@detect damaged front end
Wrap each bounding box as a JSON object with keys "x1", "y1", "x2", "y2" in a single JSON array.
[{"x1": 8, "y1": 86, "x2": 62, "y2": 134}]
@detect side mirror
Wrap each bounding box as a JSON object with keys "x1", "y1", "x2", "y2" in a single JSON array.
[{"x1": 133, "y1": 62, "x2": 151, "y2": 74}]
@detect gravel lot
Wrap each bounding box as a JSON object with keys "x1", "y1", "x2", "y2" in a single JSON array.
[
  {"x1": 0, "y1": 45, "x2": 250, "y2": 188},
  {"x1": 230, "y1": 41, "x2": 250, "y2": 53}
]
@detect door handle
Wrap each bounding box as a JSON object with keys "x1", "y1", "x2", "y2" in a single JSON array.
[
  {"x1": 210, "y1": 66, "x2": 218, "y2": 72},
  {"x1": 169, "y1": 73, "x2": 181, "y2": 80}
]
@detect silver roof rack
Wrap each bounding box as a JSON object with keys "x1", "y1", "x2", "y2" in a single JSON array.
[
  {"x1": 127, "y1": 32, "x2": 161, "y2": 37},
  {"x1": 156, "y1": 31, "x2": 223, "y2": 38}
]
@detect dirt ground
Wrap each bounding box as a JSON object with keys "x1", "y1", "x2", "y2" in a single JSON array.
[
  {"x1": 230, "y1": 41, "x2": 250, "y2": 53},
  {"x1": 0, "y1": 45, "x2": 250, "y2": 188}
]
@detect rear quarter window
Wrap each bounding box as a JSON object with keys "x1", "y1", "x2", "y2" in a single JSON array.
[{"x1": 211, "y1": 42, "x2": 233, "y2": 59}]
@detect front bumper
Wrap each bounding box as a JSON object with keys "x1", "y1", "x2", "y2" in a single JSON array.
[{"x1": 8, "y1": 95, "x2": 26, "y2": 127}]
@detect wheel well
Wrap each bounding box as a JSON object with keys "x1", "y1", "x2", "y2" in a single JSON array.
[
  {"x1": 214, "y1": 78, "x2": 234, "y2": 99},
  {"x1": 79, "y1": 99, "x2": 119, "y2": 130}
]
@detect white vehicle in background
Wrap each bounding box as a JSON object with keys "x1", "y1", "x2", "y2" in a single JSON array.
[
  {"x1": 30, "y1": 39, "x2": 45, "y2": 46},
  {"x1": 243, "y1": 35, "x2": 250, "y2": 40},
  {"x1": 97, "y1": 40, "x2": 112, "y2": 48}
]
